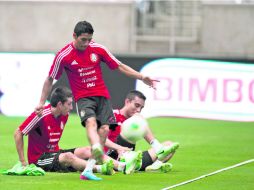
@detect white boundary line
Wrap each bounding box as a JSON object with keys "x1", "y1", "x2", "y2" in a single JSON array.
[{"x1": 161, "y1": 159, "x2": 254, "y2": 190}]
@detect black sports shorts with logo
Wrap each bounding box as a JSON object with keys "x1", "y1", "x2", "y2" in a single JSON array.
[
  {"x1": 76, "y1": 96, "x2": 116, "y2": 128},
  {"x1": 35, "y1": 149, "x2": 76, "y2": 172}
]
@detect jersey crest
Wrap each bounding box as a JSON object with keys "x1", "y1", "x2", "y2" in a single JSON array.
[{"x1": 90, "y1": 53, "x2": 98, "y2": 63}]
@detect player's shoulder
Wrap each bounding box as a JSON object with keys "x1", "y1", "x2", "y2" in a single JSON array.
[
  {"x1": 56, "y1": 42, "x2": 74, "y2": 56},
  {"x1": 113, "y1": 109, "x2": 125, "y2": 119},
  {"x1": 25, "y1": 105, "x2": 51, "y2": 124},
  {"x1": 113, "y1": 109, "x2": 121, "y2": 114},
  {"x1": 41, "y1": 104, "x2": 52, "y2": 117},
  {"x1": 89, "y1": 41, "x2": 107, "y2": 51}
]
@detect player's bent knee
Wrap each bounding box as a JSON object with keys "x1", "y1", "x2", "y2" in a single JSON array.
[
  {"x1": 75, "y1": 147, "x2": 92, "y2": 159},
  {"x1": 59, "y1": 152, "x2": 76, "y2": 165},
  {"x1": 100, "y1": 125, "x2": 109, "y2": 134}
]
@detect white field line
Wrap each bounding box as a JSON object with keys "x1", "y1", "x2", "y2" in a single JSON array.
[{"x1": 161, "y1": 159, "x2": 254, "y2": 190}]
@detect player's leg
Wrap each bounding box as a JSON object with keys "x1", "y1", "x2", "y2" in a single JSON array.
[
  {"x1": 105, "y1": 149, "x2": 126, "y2": 172},
  {"x1": 112, "y1": 135, "x2": 143, "y2": 174},
  {"x1": 145, "y1": 141, "x2": 177, "y2": 172},
  {"x1": 79, "y1": 117, "x2": 103, "y2": 180},
  {"x1": 96, "y1": 97, "x2": 115, "y2": 161},
  {"x1": 97, "y1": 97, "x2": 114, "y2": 147},
  {"x1": 76, "y1": 98, "x2": 103, "y2": 180},
  {"x1": 59, "y1": 151, "x2": 87, "y2": 171},
  {"x1": 85, "y1": 117, "x2": 103, "y2": 161},
  {"x1": 36, "y1": 152, "x2": 61, "y2": 172},
  {"x1": 145, "y1": 132, "x2": 179, "y2": 161},
  {"x1": 94, "y1": 159, "x2": 115, "y2": 175},
  {"x1": 144, "y1": 149, "x2": 173, "y2": 172},
  {"x1": 57, "y1": 149, "x2": 105, "y2": 173},
  {"x1": 159, "y1": 141, "x2": 176, "y2": 162},
  {"x1": 77, "y1": 98, "x2": 104, "y2": 160},
  {"x1": 105, "y1": 137, "x2": 142, "y2": 174},
  {"x1": 35, "y1": 150, "x2": 111, "y2": 177},
  {"x1": 73, "y1": 146, "x2": 92, "y2": 160},
  {"x1": 144, "y1": 125, "x2": 169, "y2": 157},
  {"x1": 106, "y1": 149, "x2": 142, "y2": 174},
  {"x1": 143, "y1": 124, "x2": 179, "y2": 161},
  {"x1": 106, "y1": 155, "x2": 125, "y2": 172},
  {"x1": 119, "y1": 150, "x2": 171, "y2": 173},
  {"x1": 98, "y1": 124, "x2": 110, "y2": 149},
  {"x1": 156, "y1": 141, "x2": 179, "y2": 161},
  {"x1": 36, "y1": 150, "x2": 83, "y2": 172},
  {"x1": 80, "y1": 118, "x2": 103, "y2": 180},
  {"x1": 138, "y1": 150, "x2": 154, "y2": 171}
]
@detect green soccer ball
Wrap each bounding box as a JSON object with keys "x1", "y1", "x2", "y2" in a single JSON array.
[{"x1": 121, "y1": 114, "x2": 148, "y2": 143}]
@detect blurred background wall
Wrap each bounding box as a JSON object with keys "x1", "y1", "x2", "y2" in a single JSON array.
[
  {"x1": 1, "y1": 0, "x2": 254, "y2": 59},
  {"x1": 0, "y1": 0, "x2": 134, "y2": 53}
]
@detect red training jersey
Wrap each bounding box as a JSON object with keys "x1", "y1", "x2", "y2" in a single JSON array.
[
  {"x1": 19, "y1": 104, "x2": 68, "y2": 164},
  {"x1": 105, "y1": 109, "x2": 127, "y2": 152},
  {"x1": 49, "y1": 41, "x2": 121, "y2": 102}
]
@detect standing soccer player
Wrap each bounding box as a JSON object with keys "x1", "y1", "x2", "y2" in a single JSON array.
[{"x1": 35, "y1": 21, "x2": 158, "y2": 180}]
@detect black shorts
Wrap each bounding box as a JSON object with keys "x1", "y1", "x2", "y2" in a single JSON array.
[
  {"x1": 76, "y1": 96, "x2": 116, "y2": 127},
  {"x1": 107, "y1": 135, "x2": 153, "y2": 171},
  {"x1": 35, "y1": 149, "x2": 77, "y2": 172}
]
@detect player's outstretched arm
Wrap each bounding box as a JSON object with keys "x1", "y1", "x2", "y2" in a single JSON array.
[
  {"x1": 35, "y1": 76, "x2": 53, "y2": 115},
  {"x1": 14, "y1": 128, "x2": 27, "y2": 167},
  {"x1": 105, "y1": 138, "x2": 132, "y2": 156},
  {"x1": 117, "y1": 63, "x2": 159, "y2": 89}
]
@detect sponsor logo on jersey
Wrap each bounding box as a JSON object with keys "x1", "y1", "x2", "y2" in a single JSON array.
[
  {"x1": 90, "y1": 53, "x2": 98, "y2": 63},
  {"x1": 47, "y1": 144, "x2": 57, "y2": 150},
  {"x1": 87, "y1": 82, "x2": 95, "y2": 88}
]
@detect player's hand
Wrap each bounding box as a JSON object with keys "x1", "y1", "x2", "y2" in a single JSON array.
[
  {"x1": 141, "y1": 76, "x2": 160, "y2": 90},
  {"x1": 20, "y1": 160, "x2": 28, "y2": 167},
  {"x1": 35, "y1": 104, "x2": 44, "y2": 116},
  {"x1": 117, "y1": 146, "x2": 132, "y2": 159}
]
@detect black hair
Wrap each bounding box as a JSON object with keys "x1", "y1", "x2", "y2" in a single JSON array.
[
  {"x1": 50, "y1": 87, "x2": 72, "y2": 107},
  {"x1": 74, "y1": 21, "x2": 94, "y2": 37},
  {"x1": 126, "y1": 90, "x2": 146, "y2": 101}
]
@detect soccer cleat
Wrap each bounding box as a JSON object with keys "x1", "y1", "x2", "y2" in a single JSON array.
[
  {"x1": 123, "y1": 151, "x2": 142, "y2": 175},
  {"x1": 80, "y1": 171, "x2": 102, "y2": 181},
  {"x1": 161, "y1": 163, "x2": 173, "y2": 173},
  {"x1": 135, "y1": 151, "x2": 143, "y2": 171},
  {"x1": 92, "y1": 146, "x2": 104, "y2": 164},
  {"x1": 157, "y1": 143, "x2": 179, "y2": 161},
  {"x1": 145, "y1": 162, "x2": 173, "y2": 173},
  {"x1": 101, "y1": 159, "x2": 115, "y2": 175}
]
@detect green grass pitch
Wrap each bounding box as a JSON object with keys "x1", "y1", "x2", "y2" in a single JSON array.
[{"x1": 0, "y1": 114, "x2": 253, "y2": 190}]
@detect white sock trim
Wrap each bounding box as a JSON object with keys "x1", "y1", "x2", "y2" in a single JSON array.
[
  {"x1": 150, "y1": 139, "x2": 163, "y2": 154},
  {"x1": 83, "y1": 158, "x2": 96, "y2": 173},
  {"x1": 118, "y1": 162, "x2": 126, "y2": 172},
  {"x1": 92, "y1": 143, "x2": 102, "y2": 150},
  {"x1": 95, "y1": 165, "x2": 102, "y2": 173}
]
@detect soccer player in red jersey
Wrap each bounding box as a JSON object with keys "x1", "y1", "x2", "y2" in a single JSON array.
[
  {"x1": 14, "y1": 87, "x2": 116, "y2": 176},
  {"x1": 106, "y1": 90, "x2": 179, "y2": 172},
  {"x1": 35, "y1": 21, "x2": 157, "y2": 180}
]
